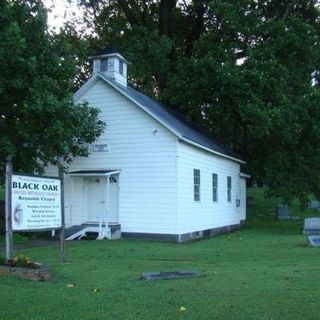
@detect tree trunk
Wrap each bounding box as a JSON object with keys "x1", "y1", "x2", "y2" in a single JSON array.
[{"x1": 159, "y1": 0, "x2": 177, "y2": 36}]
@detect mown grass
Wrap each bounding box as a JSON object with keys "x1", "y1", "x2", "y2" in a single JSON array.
[{"x1": 1, "y1": 188, "x2": 320, "y2": 320}]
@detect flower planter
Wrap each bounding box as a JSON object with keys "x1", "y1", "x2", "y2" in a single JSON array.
[{"x1": 0, "y1": 264, "x2": 52, "y2": 281}]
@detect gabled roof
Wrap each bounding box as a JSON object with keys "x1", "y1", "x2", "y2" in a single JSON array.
[{"x1": 74, "y1": 73, "x2": 244, "y2": 164}]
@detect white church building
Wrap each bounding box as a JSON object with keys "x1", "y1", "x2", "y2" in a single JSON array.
[{"x1": 48, "y1": 46, "x2": 248, "y2": 242}]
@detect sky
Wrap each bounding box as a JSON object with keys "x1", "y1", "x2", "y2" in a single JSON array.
[{"x1": 43, "y1": 0, "x2": 81, "y2": 30}]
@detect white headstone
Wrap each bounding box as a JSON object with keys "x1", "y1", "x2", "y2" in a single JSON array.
[
  {"x1": 308, "y1": 235, "x2": 320, "y2": 247},
  {"x1": 304, "y1": 218, "x2": 320, "y2": 235},
  {"x1": 277, "y1": 204, "x2": 290, "y2": 220},
  {"x1": 309, "y1": 200, "x2": 320, "y2": 209}
]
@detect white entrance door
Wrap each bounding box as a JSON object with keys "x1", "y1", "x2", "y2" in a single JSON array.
[
  {"x1": 85, "y1": 177, "x2": 105, "y2": 222},
  {"x1": 108, "y1": 174, "x2": 119, "y2": 223}
]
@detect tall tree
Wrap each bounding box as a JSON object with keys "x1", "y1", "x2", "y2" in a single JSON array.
[
  {"x1": 0, "y1": 0, "x2": 105, "y2": 174},
  {"x1": 78, "y1": 0, "x2": 320, "y2": 202}
]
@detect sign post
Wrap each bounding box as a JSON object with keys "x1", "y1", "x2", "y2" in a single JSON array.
[
  {"x1": 59, "y1": 166, "x2": 65, "y2": 263},
  {"x1": 5, "y1": 156, "x2": 13, "y2": 259}
]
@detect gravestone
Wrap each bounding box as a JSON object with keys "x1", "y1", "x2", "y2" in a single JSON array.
[
  {"x1": 307, "y1": 236, "x2": 320, "y2": 247},
  {"x1": 309, "y1": 200, "x2": 320, "y2": 209},
  {"x1": 276, "y1": 204, "x2": 290, "y2": 220},
  {"x1": 303, "y1": 218, "x2": 320, "y2": 235}
]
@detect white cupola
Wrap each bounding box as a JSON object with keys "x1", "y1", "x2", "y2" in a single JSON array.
[{"x1": 90, "y1": 45, "x2": 128, "y2": 87}]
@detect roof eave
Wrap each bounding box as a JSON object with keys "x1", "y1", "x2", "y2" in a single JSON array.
[
  {"x1": 68, "y1": 170, "x2": 121, "y2": 177},
  {"x1": 96, "y1": 73, "x2": 183, "y2": 137},
  {"x1": 180, "y1": 137, "x2": 245, "y2": 164},
  {"x1": 76, "y1": 73, "x2": 245, "y2": 165},
  {"x1": 239, "y1": 172, "x2": 251, "y2": 178},
  {"x1": 73, "y1": 74, "x2": 100, "y2": 102},
  {"x1": 88, "y1": 53, "x2": 130, "y2": 64}
]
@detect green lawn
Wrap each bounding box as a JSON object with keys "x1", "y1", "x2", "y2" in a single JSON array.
[{"x1": 1, "y1": 188, "x2": 320, "y2": 320}]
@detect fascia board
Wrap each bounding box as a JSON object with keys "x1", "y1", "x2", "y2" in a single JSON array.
[
  {"x1": 86, "y1": 74, "x2": 245, "y2": 165},
  {"x1": 68, "y1": 170, "x2": 121, "y2": 177},
  {"x1": 73, "y1": 75, "x2": 100, "y2": 102},
  {"x1": 179, "y1": 137, "x2": 245, "y2": 164}
]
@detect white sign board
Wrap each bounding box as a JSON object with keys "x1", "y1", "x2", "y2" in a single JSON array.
[
  {"x1": 11, "y1": 174, "x2": 62, "y2": 231},
  {"x1": 92, "y1": 144, "x2": 108, "y2": 152}
]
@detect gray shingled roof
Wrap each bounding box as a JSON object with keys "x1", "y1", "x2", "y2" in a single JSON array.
[
  {"x1": 90, "y1": 45, "x2": 121, "y2": 57},
  {"x1": 97, "y1": 73, "x2": 243, "y2": 163}
]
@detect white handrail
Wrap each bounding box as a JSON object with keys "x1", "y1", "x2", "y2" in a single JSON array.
[{"x1": 97, "y1": 207, "x2": 109, "y2": 240}]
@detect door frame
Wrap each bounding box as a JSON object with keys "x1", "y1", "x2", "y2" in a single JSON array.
[
  {"x1": 84, "y1": 176, "x2": 107, "y2": 223},
  {"x1": 67, "y1": 170, "x2": 121, "y2": 226}
]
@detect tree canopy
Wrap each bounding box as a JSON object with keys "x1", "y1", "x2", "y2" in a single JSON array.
[
  {"x1": 0, "y1": 0, "x2": 105, "y2": 173},
  {"x1": 75, "y1": 0, "x2": 320, "y2": 203},
  {"x1": 4, "y1": 0, "x2": 318, "y2": 202}
]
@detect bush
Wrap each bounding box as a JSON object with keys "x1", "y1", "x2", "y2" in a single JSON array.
[
  {"x1": 0, "y1": 221, "x2": 4, "y2": 235},
  {"x1": 0, "y1": 254, "x2": 6, "y2": 265}
]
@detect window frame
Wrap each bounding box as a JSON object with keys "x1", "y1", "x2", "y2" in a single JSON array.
[
  {"x1": 212, "y1": 173, "x2": 218, "y2": 202},
  {"x1": 193, "y1": 169, "x2": 201, "y2": 202},
  {"x1": 119, "y1": 60, "x2": 124, "y2": 75},
  {"x1": 227, "y1": 176, "x2": 232, "y2": 202},
  {"x1": 100, "y1": 58, "x2": 108, "y2": 72}
]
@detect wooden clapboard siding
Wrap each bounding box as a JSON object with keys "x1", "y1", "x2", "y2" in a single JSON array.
[
  {"x1": 176, "y1": 142, "x2": 242, "y2": 234},
  {"x1": 66, "y1": 79, "x2": 178, "y2": 234},
  {"x1": 45, "y1": 75, "x2": 247, "y2": 238}
]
